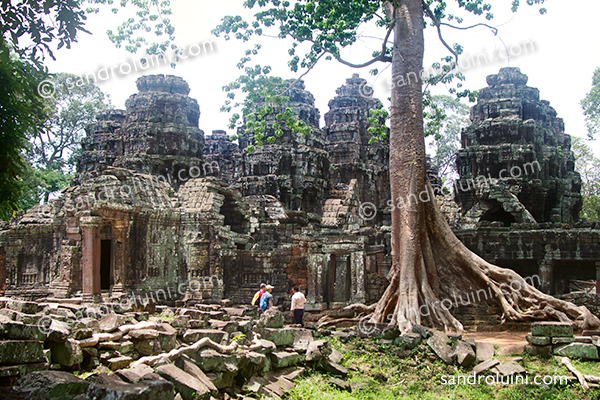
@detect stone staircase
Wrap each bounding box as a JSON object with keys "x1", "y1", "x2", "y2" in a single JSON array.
[{"x1": 452, "y1": 304, "x2": 530, "y2": 332}]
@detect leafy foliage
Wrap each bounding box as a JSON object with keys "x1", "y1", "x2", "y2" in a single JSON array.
[
  {"x1": 581, "y1": 67, "x2": 600, "y2": 140},
  {"x1": 425, "y1": 95, "x2": 471, "y2": 183},
  {"x1": 572, "y1": 137, "x2": 600, "y2": 221},
  {"x1": 0, "y1": 44, "x2": 47, "y2": 220}
]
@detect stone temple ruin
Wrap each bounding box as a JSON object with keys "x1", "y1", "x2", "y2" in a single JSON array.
[{"x1": 1, "y1": 68, "x2": 600, "y2": 317}]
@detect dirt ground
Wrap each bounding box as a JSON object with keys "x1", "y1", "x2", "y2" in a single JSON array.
[{"x1": 465, "y1": 331, "x2": 528, "y2": 355}]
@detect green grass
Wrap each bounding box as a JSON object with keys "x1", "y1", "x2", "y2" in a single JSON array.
[{"x1": 281, "y1": 336, "x2": 600, "y2": 400}]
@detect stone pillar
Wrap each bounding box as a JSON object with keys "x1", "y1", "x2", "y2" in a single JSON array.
[
  {"x1": 350, "y1": 251, "x2": 366, "y2": 303},
  {"x1": 110, "y1": 220, "x2": 128, "y2": 299},
  {"x1": 305, "y1": 253, "x2": 325, "y2": 311},
  {"x1": 81, "y1": 217, "x2": 102, "y2": 302},
  {"x1": 538, "y1": 259, "x2": 554, "y2": 294},
  {"x1": 596, "y1": 262, "x2": 600, "y2": 295}
]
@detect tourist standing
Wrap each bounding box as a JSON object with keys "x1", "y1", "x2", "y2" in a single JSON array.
[
  {"x1": 259, "y1": 285, "x2": 274, "y2": 310},
  {"x1": 251, "y1": 283, "x2": 266, "y2": 309},
  {"x1": 290, "y1": 286, "x2": 306, "y2": 327}
]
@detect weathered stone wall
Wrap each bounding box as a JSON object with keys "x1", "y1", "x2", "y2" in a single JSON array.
[{"x1": 455, "y1": 67, "x2": 582, "y2": 225}]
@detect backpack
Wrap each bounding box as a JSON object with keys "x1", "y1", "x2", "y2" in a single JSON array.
[
  {"x1": 251, "y1": 290, "x2": 262, "y2": 306},
  {"x1": 259, "y1": 293, "x2": 269, "y2": 310}
]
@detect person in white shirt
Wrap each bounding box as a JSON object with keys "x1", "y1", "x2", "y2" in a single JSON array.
[{"x1": 290, "y1": 286, "x2": 306, "y2": 327}]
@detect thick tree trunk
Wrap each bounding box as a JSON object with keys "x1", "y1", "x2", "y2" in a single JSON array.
[{"x1": 370, "y1": 0, "x2": 600, "y2": 333}]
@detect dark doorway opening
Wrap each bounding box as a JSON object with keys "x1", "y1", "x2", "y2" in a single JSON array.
[
  {"x1": 100, "y1": 240, "x2": 111, "y2": 291},
  {"x1": 324, "y1": 254, "x2": 336, "y2": 304}
]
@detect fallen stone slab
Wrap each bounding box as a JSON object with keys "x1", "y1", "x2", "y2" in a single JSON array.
[
  {"x1": 99, "y1": 314, "x2": 123, "y2": 333},
  {"x1": 204, "y1": 371, "x2": 236, "y2": 389},
  {"x1": 321, "y1": 359, "x2": 348, "y2": 377},
  {"x1": 305, "y1": 339, "x2": 332, "y2": 362},
  {"x1": 182, "y1": 329, "x2": 228, "y2": 344},
  {"x1": 552, "y1": 337, "x2": 575, "y2": 345},
  {"x1": 222, "y1": 307, "x2": 246, "y2": 317},
  {"x1": 427, "y1": 331, "x2": 453, "y2": 364},
  {"x1": 400, "y1": 332, "x2": 422, "y2": 349},
  {"x1": 453, "y1": 340, "x2": 476, "y2": 368},
  {"x1": 15, "y1": 370, "x2": 89, "y2": 399},
  {"x1": 270, "y1": 351, "x2": 301, "y2": 369},
  {"x1": 260, "y1": 328, "x2": 296, "y2": 347},
  {"x1": 329, "y1": 348, "x2": 343, "y2": 364},
  {"x1": 104, "y1": 356, "x2": 133, "y2": 371},
  {"x1": 328, "y1": 377, "x2": 351, "y2": 392},
  {"x1": 497, "y1": 344, "x2": 524, "y2": 356},
  {"x1": 115, "y1": 363, "x2": 155, "y2": 383},
  {"x1": 475, "y1": 341, "x2": 495, "y2": 362},
  {"x1": 262, "y1": 375, "x2": 294, "y2": 397},
  {"x1": 554, "y1": 343, "x2": 599, "y2": 360},
  {"x1": 2, "y1": 322, "x2": 46, "y2": 342},
  {"x1": 525, "y1": 344, "x2": 552, "y2": 357},
  {"x1": 531, "y1": 322, "x2": 573, "y2": 338},
  {"x1": 86, "y1": 379, "x2": 174, "y2": 400},
  {"x1": 526, "y1": 335, "x2": 550, "y2": 346},
  {"x1": 155, "y1": 364, "x2": 212, "y2": 400},
  {"x1": 8, "y1": 300, "x2": 39, "y2": 315},
  {"x1": 292, "y1": 329, "x2": 314, "y2": 353},
  {"x1": 48, "y1": 339, "x2": 83, "y2": 368},
  {"x1": 473, "y1": 359, "x2": 500, "y2": 375},
  {"x1": 0, "y1": 340, "x2": 45, "y2": 365},
  {"x1": 176, "y1": 356, "x2": 218, "y2": 393},
  {"x1": 493, "y1": 361, "x2": 526, "y2": 377},
  {"x1": 208, "y1": 319, "x2": 239, "y2": 333}
]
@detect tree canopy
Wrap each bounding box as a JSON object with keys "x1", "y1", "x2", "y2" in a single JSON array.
[{"x1": 581, "y1": 67, "x2": 600, "y2": 140}]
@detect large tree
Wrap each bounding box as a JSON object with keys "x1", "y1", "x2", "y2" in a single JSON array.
[
  {"x1": 572, "y1": 137, "x2": 600, "y2": 221},
  {"x1": 215, "y1": 0, "x2": 600, "y2": 333},
  {"x1": 581, "y1": 67, "x2": 600, "y2": 140}
]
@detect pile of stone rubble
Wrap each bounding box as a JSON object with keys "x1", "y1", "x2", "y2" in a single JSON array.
[{"x1": 0, "y1": 298, "x2": 346, "y2": 399}]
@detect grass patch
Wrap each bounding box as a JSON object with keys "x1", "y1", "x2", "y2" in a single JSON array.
[{"x1": 283, "y1": 336, "x2": 600, "y2": 400}]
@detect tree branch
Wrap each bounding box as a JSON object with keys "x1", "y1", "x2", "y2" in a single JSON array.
[{"x1": 276, "y1": 51, "x2": 326, "y2": 97}]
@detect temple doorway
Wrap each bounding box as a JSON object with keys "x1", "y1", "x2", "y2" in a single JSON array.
[{"x1": 100, "y1": 240, "x2": 112, "y2": 291}]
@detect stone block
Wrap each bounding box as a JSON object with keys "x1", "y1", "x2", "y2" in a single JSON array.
[
  {"x1": 525, "y1": 344, "x2": 552, "y2": 357},
  {"x1": 182, "y1": 329, "x2": 228, "y2": 344},
  {"x1": 473, "y1": 359, "x2": 499, "y2": 375},
  {"x1": 99, "y1": 314, "x2": 123, "y2": 333},
  {"x1": 475, "y1": 341, "x2": 495, "y2": 362},
  {"x1": 175, "y1": 356, "x2": 218, "y2": 394},
  {"x1": 270, "y1": 351, "x2": 301, "y2": 368},
  {"x1": 0, "y1": 340, "x2": 45, "y2": 365},
  {"x1": 15, "y1": 371, "x2": 89, "y2": 398},
  {"x1": 427, "y1": 331, "x2": 453, "y2": 364},
  {"x1": 452, "y1": 340, "x2": 476, "y2": 368},
  {"x1": 526, "y1": 335, "x2": 550, "y2": 346},
  {"x1": 104, "y1": 356, "x2": 133, "y2": 371},
  {"x1": 401, "y1": 333, "x2": 422, "y2": 349},
  {"x1": 554, "y1": 343, "x2": 599, "y2": 360},
  {"x1": 155, "y1": 364, "x2": 212, "y2": 400},
  {"x1": 3, "y1": 322, "x2": 46, "y2": 341},
  {"x1": 8, "y1": 300, "x2": 39, "y2": 315},
  {"x1": 493, "y1": 361, "x2": 526, "y2": 377},
  {"x1": 85, "y1": 379, "x2": 174, "y2": 400},
  {"x1": 531, "y1": 322, "x2": 573, "y2": 338},
  {"x1": 552, "y1": 336, "x2": 575, "y2": 345},
  {"x1": 260, "y1": 328, "x2": 295, "y2": 347},
  {"x1": 48, "y1": 339, "x2": 83, "y2": 367}
]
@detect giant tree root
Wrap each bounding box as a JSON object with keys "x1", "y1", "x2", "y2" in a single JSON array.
[
  {"x1": 323, "y1": 182, "x2": 600, "y2": 334},
  {"x1": 132, "y1": 332, "x2": 263, "y2": 368}
]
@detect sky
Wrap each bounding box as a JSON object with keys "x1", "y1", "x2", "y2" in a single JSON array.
[{"x1": 45, "y1": 1, "x2": 600, "y2": 156}]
